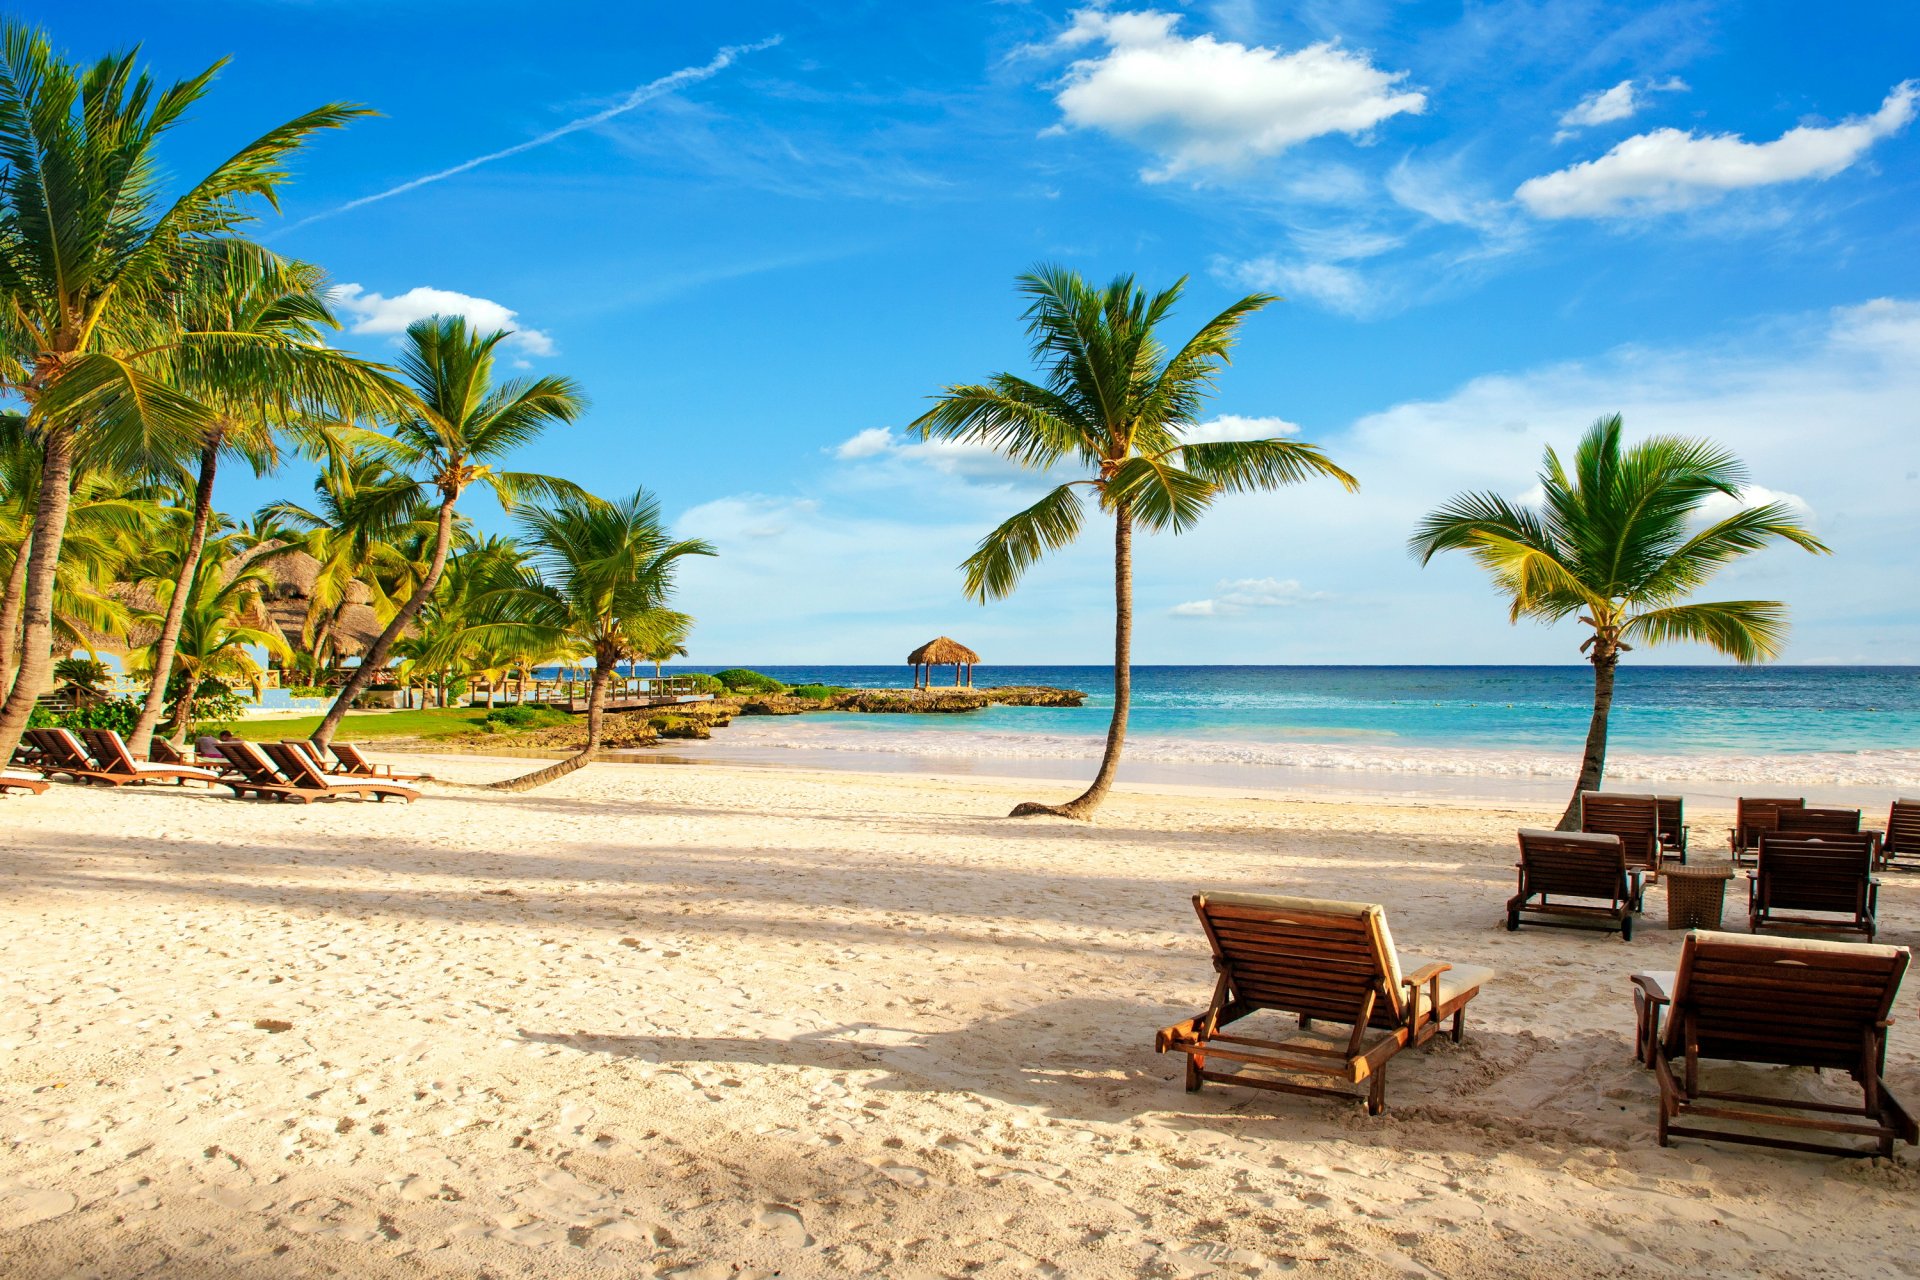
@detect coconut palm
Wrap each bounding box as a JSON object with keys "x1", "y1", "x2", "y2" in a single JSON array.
[
  {"x1": 469, "y1": 488, "x2": 713, "y2": 792},
  {"x1": 0, "y1": 20, "x2": 366, "y2": 761},
  {"x1": 126, "y1": 248, "x2": 404, "y2": 755},
  {"x1": 913, "y1": 266, "x2": 1357, "y2": 819},
  {"x1": 128, "y1": 531, "x2": 290, "y2": 741},
  {"x1": 1411, "y1": 414, "x2": 1829, "y2": 829},
  {"x1": 309, "y1": 316, "x2": 587, "y2": 748}
]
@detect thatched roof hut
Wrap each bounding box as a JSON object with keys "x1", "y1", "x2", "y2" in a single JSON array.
[{"x1": 907, "y1": 636, "x2": 980, "y2": 689}]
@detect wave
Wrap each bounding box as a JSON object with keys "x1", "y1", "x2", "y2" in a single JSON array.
[{"x1": 715, "y1": 719, "x2": 1920, "y2": 788}]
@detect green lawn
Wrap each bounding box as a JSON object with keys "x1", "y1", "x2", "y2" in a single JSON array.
[{"x1": 206, "y1": 706, "x2": 568, "y2": 742}]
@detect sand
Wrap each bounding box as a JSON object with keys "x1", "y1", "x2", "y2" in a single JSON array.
[{"x1": 1, "y1": 755, "x2": 1916, "y2": 1279}]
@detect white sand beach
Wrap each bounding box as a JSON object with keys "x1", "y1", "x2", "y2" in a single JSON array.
[{"x1": 3, "y1": 756, "x2": 1917, "y2": 1279}]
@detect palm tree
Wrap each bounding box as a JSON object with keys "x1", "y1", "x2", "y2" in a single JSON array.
[
  {"x1": 0, "y1": 20, "x2": 366, "y2": 762},
  {"x1": 1411, "y1": 415, "x2": 1829, "y2": 829},
  {"x1": 126, "y1": 248, "x2": 403, "y2": 755},
  {"x1": 637, "y1": 618, "x2": 691, "y2": 678},
  {"x1": 309, "y1": 316, "x2": 586, "y2": 748},
  {"x1": 471, "y1": 488, "x2": 712, "y2": 792},
  {"x1": 128, "y1": 531, "x2": 290, "y2": 742},
  {"x1": 913, "y1": 266, "x2": 1357, "y2": 818}
]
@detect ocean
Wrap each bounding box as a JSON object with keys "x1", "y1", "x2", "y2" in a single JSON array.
[{"x1": 655, "y1": 665, "x2": 1920, "y2": 802}]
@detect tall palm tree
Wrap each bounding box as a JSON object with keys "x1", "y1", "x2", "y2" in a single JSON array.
[
  {"x1": 126, "y1": 248, "x2": 404, "y2": 754},
  {"x1": 470, "y1": 488, "x2": 712, "y2": 792},
  {"x1": 309, "y1": 316, "x2": 586, "y2": 748},
  {"x1": 0, "y1": 21, "x2": 366, "y2": 762},
  {"x1": 129, "y1": 530, "x2": 290, "y2": 741},
  {"x1": 1411, "y1": 414, "x2": 1829, "y2": 829},
  {"x1": 914, "y1": 266, "x2": 1357, "y2": 819}
]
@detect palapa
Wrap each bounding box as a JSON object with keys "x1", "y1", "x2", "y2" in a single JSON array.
[{"x1": 907, "y1": 636, "x2": 980, "y2": 689}]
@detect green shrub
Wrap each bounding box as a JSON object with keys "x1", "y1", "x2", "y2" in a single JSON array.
[
  {"x1": 678, "y1": 673, "x2": 725, "y2": 695},
  {"x1": 484, "y1": 705, "x2": 541, "y2": 727},
  {"x1": 286, "y1": 685, "x2": 331, "y2": 699},
  {"x1": 56, "y1": 695, "x2": 141, "y2": 735},
  {"x1": 786, "y1": 683, "x2": 839, "y2": 701},
  {"x1": 53, "y1": 656, "x2": 112, "y2": 691},
  {"x1": 712, "y1": 668, "x2": 785, "y2": 694}
]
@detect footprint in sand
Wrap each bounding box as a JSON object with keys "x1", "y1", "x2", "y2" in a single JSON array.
[
  {"x1": 0, "y1": 1188, "x2": 76, "y2": 1230},
  {"x1": 757, "y1": 1202, "x2": 814, "y2": 1248},
  {"x1": 876, "y1": 1163, "x2": 930, "y2": 1188}
]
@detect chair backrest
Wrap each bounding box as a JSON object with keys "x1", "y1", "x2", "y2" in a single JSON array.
[
  {"x1": 1777, "y1": 805, "x2": 1862, "y2": 836},
  {"x1": 218, "y1": 739, "x2": 286, "y2": 786},
  {"x1": 1755, "y1": 833, "x2": 1877, "y2": 914},
  {"x1": 1654, "y1": 795, "x2": 1684, "y2": 847},
  {"x1": 1578, "y1": 792, "x2": 1660, "y2": 870},
  {"x1": 1885, "y1": 800, "x2": 1920, "y2": 858},
  {"x1": 264, "y1": 740, "x2": 329, "y2": 789},
  {"x1": 81, "y1": 728, "x2": 138, "y2": 773},
  {"x1": 1516, "y1": 828, "x2": 1627, "y2": 900},
  {"x1": 38, "y1": 726, "x2": 97, "y2": 767},
  {"x1": 1193, "y1": 891, "x2": 1405, "y2": 1025},
  {"x1": 147, "y1": 738, "x2": 186, "y2": 764},
  {"x1": 331, "y1": 742, "x2": 372, "y2": 773},
  {"x1": 1669, "y1": 931, "x2": 1908, "y2": 1071},
  {"x1": 1733, "y1": 796, "x2": 1804, "y2": 851}
]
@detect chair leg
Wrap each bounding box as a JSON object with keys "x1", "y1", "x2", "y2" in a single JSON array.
[
  {"x1": 1185, "y1": 1053, "x2": 1203, "y2": 1093},
  {"x1": 1366, "y1": 1067, "x2": 1388, "y2": 1116},
  {"x1": 1450, "y1": 1008, "x2": 1466, "y2": 1044}
]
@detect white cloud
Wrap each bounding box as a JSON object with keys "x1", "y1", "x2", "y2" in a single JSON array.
[
  {"x1": 827, "y1": 427, "x2": 1038, "y2": 485},
  {"x1": 1696, "y1": 483, "x2": 1812, "y2": 525},
  {"x1": 1183, "y1": 414, "x2": 1301, "y2": 443},
  {"x1": 833, "y1": 427, "x2": 896, "y2": 460},
  {"x1": 331, "y1": 284, "x2": 556, "y2": 358},
  {"x1": 1227, "y1": 256, "x2": 1378, "y2": 316},
  {"x1": 1047, "y1": 8, "x2": 1425, "y2": 181},
  {"x1": 1560, "y1": 80, "x2": 1639, "y2": 129},
  {"x1": 1173, "y1": 576, "x2": 1327, "y2": 617},
  {"x1": 1519, "y1": 81, "x2": 1918, "y2": 218}
]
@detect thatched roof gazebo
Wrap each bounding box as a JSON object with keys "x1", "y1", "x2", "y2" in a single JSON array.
[{"x1": 907, "y1": 636, "x2": 980, "y2": 689}]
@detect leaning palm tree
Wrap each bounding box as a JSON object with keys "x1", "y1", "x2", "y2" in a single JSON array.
[
  {"x1": 0, "y1": 20, "x2": 366, "y2": 762},
  {"x1": 309, "y1": 316, "x2": 587, "y2": 748},
  {"x1": 469, "y1": 488, "x2": 713, "y2": 792},
  {"x1": 1411, "y1": 414, "x2": 1829, "y2": 829},
  {"x1": 126, "y1": 248, "x2": 405, "y2": 755},
  {"x1": 913, "y1": 266, "x2": 1356, "y2": 818}
]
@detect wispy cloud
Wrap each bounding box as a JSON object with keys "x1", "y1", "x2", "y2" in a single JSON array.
[
  {"x1": 331, "y1": 284, "x2": 554, "y2": 360},
  {"x1": 284, "y1": 37, "x2": 781, "y2": 231}
]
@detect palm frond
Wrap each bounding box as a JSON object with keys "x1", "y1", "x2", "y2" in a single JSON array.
[{"x1": 960, "y1": 482, "x2": 1085, "y2": 602}]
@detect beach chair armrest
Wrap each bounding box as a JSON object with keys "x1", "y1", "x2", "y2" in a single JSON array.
[
  {"x1": 1155, "y1": 1013, "x2": 1210, "y2": 1052},
  {"x1": 1630, "y1": 972, "x2": 1671, "y2": 1003},
  {"x1": 1401, "y1": 961, "x2": 1450, "y2": 1026},
  {"x1": 1402, "y1": 961, "x2": 1450, "y2": 987}
]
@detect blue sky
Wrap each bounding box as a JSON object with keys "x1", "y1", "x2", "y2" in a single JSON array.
[{"x1": 48, "y1": 1, "x2": 1920, "y2": 665}]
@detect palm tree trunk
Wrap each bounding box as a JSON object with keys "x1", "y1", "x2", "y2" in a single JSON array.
[
  {"x1": 488, "y1": 654, "x2": 612, "y2": 792},
  {"x1": 166, "y1": 673, "x2": 199, "y2": 744},
  {"x1": 311, "y1": 498, "x2": 457, "y2": 749},
  {"x1": 0, "y1": 430, "x2": 76, "y2": 762},
  {"x1": 1557, "y1": 647, "x2": 1619, "y2": 830},
  {"x1": 130, "y1": 435, "x2": 222, "y2": 757},
  {"x1": 0, "y1": 530, "x2": 32, "y2": 700},
  {"x1": 1012, "y1": 499, "x2": 1132, "y2": 819}
]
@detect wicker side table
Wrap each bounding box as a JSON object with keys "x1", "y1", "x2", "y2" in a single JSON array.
[{"x1": 1664, "y1": 862, "x2": 1734, "y2": 931}]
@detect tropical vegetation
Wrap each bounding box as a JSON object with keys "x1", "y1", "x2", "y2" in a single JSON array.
[
  {"x1": 914, "y1": 266, "x2": 1357, "y2": 819},
  {"x1": 1411, "y1": 415, "x2": 1828, "y2": 828}
]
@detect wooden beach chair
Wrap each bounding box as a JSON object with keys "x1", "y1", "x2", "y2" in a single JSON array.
[
  {"x1": 1, "y1": 769, "x2": 49, "y2": 795},
  {"x1": 1748, "y1": 833, "x2": 1880, "y2": 939},
  {"x1": 23, "y1": 728, "x2": 117, "y2": 783},
  {"x1": 1778, "y1": 806, "x2": 1863, "y2": 837},
  {"x1": 1507, "y1": 829, "x2": 1639, "y2": 938},
  {"x1": 1631, "y1": 931, "x2": 1915, "y2": 1156},
  {"x1": 1579, "y1": 792, "x2": 1663, "y2": 881},
  {"x1": 1654, "y1": 795, "x2": 1688, "y2": 864},
  {"x1": 264, "y1": 740, "x2": 418, "y2": 803},
  {"x1": 1728, "y1": 796, "x2": 1803, "y2": 866},
  {"x1": 1880, "y1": 799, "x2": 1920, "y2": 870},
  {"x1": 1154, "y1": 892, "x2": 1493, "y2": 1115},
  {"x1": 328, "y1": 741, "x2": 433, "y2": 782},
  {"x1": 80, "y1": 728, "x2": 223, "y2": 787},
  {"x1": 212, "y1": 740, "x2": 305, "y2": 801}
]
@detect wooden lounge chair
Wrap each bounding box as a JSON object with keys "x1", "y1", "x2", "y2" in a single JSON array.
[
  {"x1": 1631, "y1": 931, "x2": 1916, "y2": 1156},
  {"x1": 80, "y1": 728, "x2": 223, "y2": 787},
  {"x1": 1579, "y1": 792, "x2": 1662, "y2": 881},
  {"x1": 1507, "y1": 829, "x2": 1639, "y2": 938},
  {"x1": 1881, "y1": 799, "x2": 1920, "y2": 870},
  {"x1": 1, "y1": 769, "x2": 49, "y2": 795},
  {"x1": 23, "y1": 727, "x2": 118, "y2": 783},
  {"x1": 1154, "y1": 891, "x2": 1493, "y2": 1115},
  {"x1": 1654, "y1": 795, "x2": 1688, "y2": 864},
  {"x1": 264, "y1": 740, "x2": 418, "y2": 803},
  {"x1": 328, "y1": 741, "x2": 433, "y2": 782},
  {"x1": 1728, "y1": 796, "x2": 1803, "y2": 866},
  {"x1": 1748, "y1": 833, "x2": 1880, "y2": 939},
  {"x1": 212, "y1": 740, "x2": 305, "y2": 801}
]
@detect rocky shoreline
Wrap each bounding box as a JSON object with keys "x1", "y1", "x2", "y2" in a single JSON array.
[{"x1": 420, "y1": 685, "x2": 1085, "y2": 753}]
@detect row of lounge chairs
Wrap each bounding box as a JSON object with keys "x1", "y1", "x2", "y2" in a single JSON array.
[
  {"x1": 1157, "y1": 891, "x2": 1915, "y2": 1158},
  {"x1": 8, "y1": 727, "x2": 421, "y2": 803}
]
